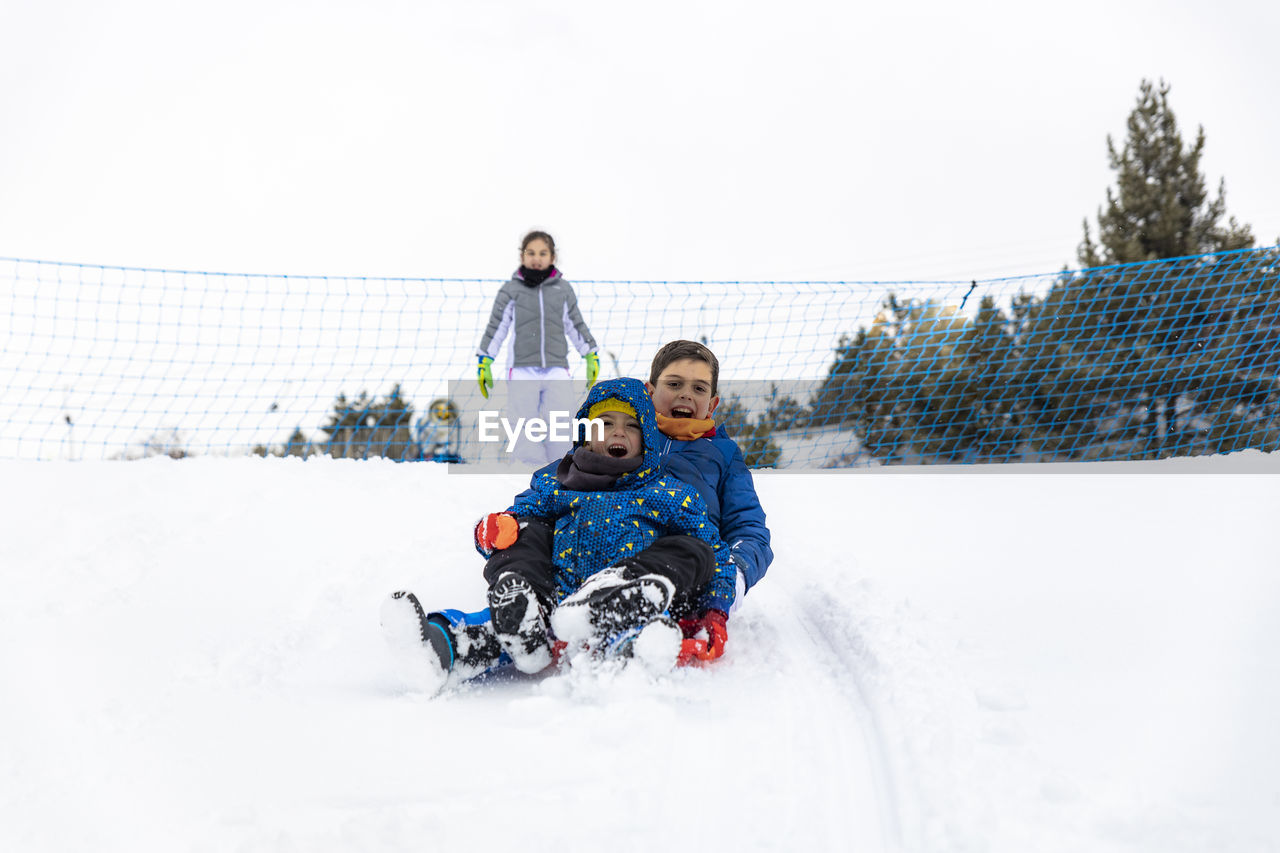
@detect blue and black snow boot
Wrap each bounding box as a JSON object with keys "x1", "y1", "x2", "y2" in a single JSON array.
[
  {"x1": 380, "y1": 591, "x2": 454, "y2": 696},
  {"x1": 488, "y1": 573, "x2": 553, "y2": 674},
  {"x1": 602, "y1": 614, "x2": 684, "y2": 672},
  {"x1": 550, "y1": 565, "x2": 676, "y2": 653}
]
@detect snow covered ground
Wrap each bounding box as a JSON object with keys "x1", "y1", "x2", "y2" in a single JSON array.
[{"x1": 2, "y1": 452, "x2": 1278, "y2": 852}]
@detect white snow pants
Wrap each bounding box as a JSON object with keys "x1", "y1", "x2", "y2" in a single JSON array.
[{"x1": 504, "y1": 365, "x2": 579, "y2": 467}]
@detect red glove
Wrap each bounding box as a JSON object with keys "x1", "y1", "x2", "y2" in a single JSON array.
[
  {"x1": 474, "y1": 512, "x2": 519, "y2": 556},
  {"x1": 677, "y1": 609, "x2": 729, "y2": 666}
]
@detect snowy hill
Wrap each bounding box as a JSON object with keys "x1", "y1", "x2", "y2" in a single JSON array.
[{"x1": 3, "y1": 453, "x2": 1278, "y2": 852}]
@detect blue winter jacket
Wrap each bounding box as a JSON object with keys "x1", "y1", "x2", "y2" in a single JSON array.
[
  {"x1": 505, "y1": 378, "x2": 736, "y2": 613},
  {"x1": 653, "y1": 426, "x2": 772, "y2": 594},
  {"x1": 516, "y1": 418, "x2": 773, "y2": 597}
]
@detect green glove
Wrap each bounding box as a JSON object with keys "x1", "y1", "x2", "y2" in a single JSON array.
[
  {"x1": 477, "y1": 355, "x2": 494, "y2": 399},
  {"x1": 585, "y1": 351, "x2": 600, "y2": 388}
]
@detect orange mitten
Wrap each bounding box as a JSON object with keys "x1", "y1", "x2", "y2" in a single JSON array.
[{"x1": 474, "y1": 512, "x2": 519, "y2": 557}]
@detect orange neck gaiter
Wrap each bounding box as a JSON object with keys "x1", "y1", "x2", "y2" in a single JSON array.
[{"x1": 655, "y1": 413, "x2": 715, "y2": 441}]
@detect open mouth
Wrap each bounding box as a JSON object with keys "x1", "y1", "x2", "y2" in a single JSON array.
[
  {"x1": 607, "y1": 443, "x2": 629, "y2": 458},
  {"x1": 670, "y1": 406, "x2": 695, "y2": 418}
]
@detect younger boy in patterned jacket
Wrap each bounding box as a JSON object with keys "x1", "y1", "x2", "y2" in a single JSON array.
[{"x1": 383, "y1": 378, "x2": 735, "y2": 692}]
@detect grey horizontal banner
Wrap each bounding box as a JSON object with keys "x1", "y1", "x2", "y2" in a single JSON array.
[
  {"x1": 422, "y1": 377, "x2": 1277, "y2": 475},
  {"x1": 435, "y1": 377, "x2": 853, "y2": 474}
]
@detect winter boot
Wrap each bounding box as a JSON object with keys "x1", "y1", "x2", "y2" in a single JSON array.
[
  {"x1": 550, "y1": 565, "x2": 676, "y2": 651},
  {"x1": 488, "y1": 573, "x2": 553, "y2": 673},
  {"x1": 603, "y1": 614, "x2": 684, "y2": 672},
  {"x1": 380, "y1": 591, "x2": 454, "y2": 696}
]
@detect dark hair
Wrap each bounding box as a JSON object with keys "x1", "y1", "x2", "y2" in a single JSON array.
[
  {"x1": 648, "y1": 340, "x2": 720, "y2": 397},
  {"x1": 520, "y1": 230, "x2": 556, "y2": 260}
]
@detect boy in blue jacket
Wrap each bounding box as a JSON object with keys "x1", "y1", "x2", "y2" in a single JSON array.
[
  {"x1": 382, "y1": 342, "x2": 772, "y2": 692},
  {"x1": 643, "y1": 339, "x2": 772, "y2": 608}
]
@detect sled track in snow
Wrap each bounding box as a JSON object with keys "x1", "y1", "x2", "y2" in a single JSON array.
[{"x1": 761, "y1": 578, "x2": 913, "y2": 851}]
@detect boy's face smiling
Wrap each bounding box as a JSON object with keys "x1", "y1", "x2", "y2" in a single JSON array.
[
  {"x1": 587, "y1": 411, "x2": 642, "y2": 459},
  {"x1": 647, "y1": 358, "x2": 719, "y2": 420}
]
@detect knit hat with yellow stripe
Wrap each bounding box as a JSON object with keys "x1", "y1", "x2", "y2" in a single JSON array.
[{"x1": 586, "y1": 398, "x2": 637, "y2": 422}]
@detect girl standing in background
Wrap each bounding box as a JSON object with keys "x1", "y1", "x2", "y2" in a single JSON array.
[{"x1": 476, "y1": 231, "x2": 600, "y2": 465}]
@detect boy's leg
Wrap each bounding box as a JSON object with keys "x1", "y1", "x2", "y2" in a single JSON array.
[
  {"x1": 429, "y1": 607, "x2": 505, "y2": 681},
  {"x1": 380, "y1": 596, "x2": 504, "y2": 694},
  {"x1": 613, "y1": 535, "x2": 715, "y2": 610},
  {"x1": 550, "y1": 536, "x2": 715, "y2": 648},
  {"x1": 482, "y1": 517, "x2": 559, "y2": 672}
]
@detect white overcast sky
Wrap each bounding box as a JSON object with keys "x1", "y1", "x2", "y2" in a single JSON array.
[{"x1": 2, "y1": 0, "x2": 1277, "y2": 281}]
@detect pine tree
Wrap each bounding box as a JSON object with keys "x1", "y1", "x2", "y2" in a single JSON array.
[
  {"x1": 1068, "y1": 79, "x2": 1267, "y2": 457},
  {"x1": 714, "y1": 395, "x2": 782, "y2": 468},
  {"x1": 1079, "y1": 79, "x2": 1253, "y2": 267},
  {"x1": 283, "y1": 427, "x2": 311, "y2": 458},
  {"x1": 319, "y1": 385, "x2": 416, "y2": 460}
]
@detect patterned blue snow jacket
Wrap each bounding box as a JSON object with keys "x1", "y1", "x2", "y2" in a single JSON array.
[{"x1": 504, "y1": 377, "x2": 736, "y2": 613}]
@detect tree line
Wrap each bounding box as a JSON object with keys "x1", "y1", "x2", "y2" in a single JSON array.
[
  {"x1": 801, "y1": 80, "x2": 1278, "y2": 464},
  {"x1": 256, "y1": 384, "x2": 417, "y2": 461}
]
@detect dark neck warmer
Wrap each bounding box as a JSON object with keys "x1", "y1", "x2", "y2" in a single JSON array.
[
  {"x1": 519, "y1": 265, "x2": 556, "y2": 287},
  {"x1": 556, "y1": 447, "x2": 643, "y2": 491}
]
